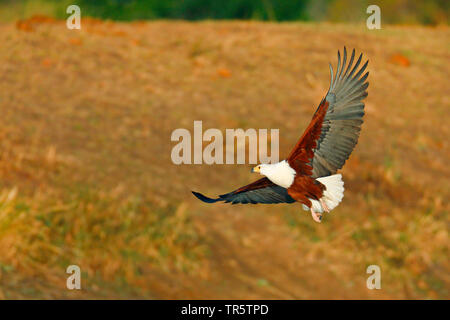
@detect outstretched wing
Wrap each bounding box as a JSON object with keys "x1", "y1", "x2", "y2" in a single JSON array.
[
  {"x1": 192, "y1": 177, "x2": 295, "y2": 204},
  {"x1": 287, "y1": 47, "x2": 369, "y2": 178}
]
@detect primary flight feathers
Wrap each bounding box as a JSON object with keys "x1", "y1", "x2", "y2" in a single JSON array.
[{"x1": 192, "y1": 47, "x2": 369, "y2": 221}]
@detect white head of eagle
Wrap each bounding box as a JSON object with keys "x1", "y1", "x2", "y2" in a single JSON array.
[{"x1": 252, "y1": 160, "x2": 296, "y2": 189}]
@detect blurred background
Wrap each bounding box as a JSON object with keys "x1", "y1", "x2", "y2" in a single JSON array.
[
  {"x1": 0, "y1": 0, "x2": 448, "y2": 299},
  {"x1": 1, "y1": 0, "x2": 449, "y2": 24}
]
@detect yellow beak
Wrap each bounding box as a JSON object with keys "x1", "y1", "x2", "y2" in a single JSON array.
[{"x1": 252, "y1": 166, "x2": 260, "y2": 173}]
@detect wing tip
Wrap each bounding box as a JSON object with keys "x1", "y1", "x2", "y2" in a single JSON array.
[
  {"x1": 328, "y1": 47, "x2": 369, "y2": 94},
  {"x1": 191, "y1": 191, "x2": 221, "y2": 203}
]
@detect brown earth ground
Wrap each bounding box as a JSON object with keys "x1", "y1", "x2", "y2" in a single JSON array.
[{"x1": 0, "y1": 19, "x2": 448, "y2": 299}]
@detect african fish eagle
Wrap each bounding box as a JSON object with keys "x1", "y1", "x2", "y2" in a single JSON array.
[{"x1": 192, "y1": 47, "x2": 369, "y2": 223}]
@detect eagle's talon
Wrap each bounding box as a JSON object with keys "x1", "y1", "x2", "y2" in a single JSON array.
[{"x1": 311, "y1": 208, "x2": 322, "y2": 223}]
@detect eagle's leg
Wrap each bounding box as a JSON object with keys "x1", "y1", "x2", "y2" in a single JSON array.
[
  {"x1": 320, "y1": 198, "x2": 330, "y2": 213},
  {"x1": 310, "y1": 208, "x2": 322, "y2": 223}
]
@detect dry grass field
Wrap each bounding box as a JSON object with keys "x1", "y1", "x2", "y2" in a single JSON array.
[{"x1": 0, "y1": 18, "x2": 448, "y2": 299}]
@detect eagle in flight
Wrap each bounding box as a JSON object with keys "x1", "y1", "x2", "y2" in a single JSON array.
[{"x1": 192, "y1": 47, "x2": 369, "y2": 223}]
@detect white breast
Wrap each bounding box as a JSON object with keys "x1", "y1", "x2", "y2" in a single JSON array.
[{"x1": 261, "y1": 160, "x2": 296, "y2": 188}]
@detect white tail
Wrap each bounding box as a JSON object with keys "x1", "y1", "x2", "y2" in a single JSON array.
[{"x1": 302, "y1": 174, "x2": 345, "y2": 213}]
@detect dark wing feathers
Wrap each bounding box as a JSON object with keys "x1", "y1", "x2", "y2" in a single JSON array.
[
  {"x1": 192, "y1": 177, "x2": 295, "y2": 205},
  {"x1": 310, "y1": 47, "x2": 369, "y2": 178}
]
